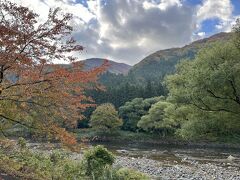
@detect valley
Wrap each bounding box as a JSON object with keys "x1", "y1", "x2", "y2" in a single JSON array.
[{"x1": 1, "y1": 1, "x2": 240, "y2": 179}]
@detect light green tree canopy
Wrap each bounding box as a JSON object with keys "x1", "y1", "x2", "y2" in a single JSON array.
[
  {"x1": 137, "y1": 101, "x2": 170, "y2": 131},
  {"x1": 166, "y1": 41, "x2": 240, "y2": 139},
  {"x1": 90, "y1": 103, "x2": 123, "y2": 131}
]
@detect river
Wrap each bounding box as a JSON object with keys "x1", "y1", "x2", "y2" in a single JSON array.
[
  {"x1": 90, "y1": 141, "x2": 240, "y2": 179},
  {"x1": 27, "y1": 141, "x2": 240, "y2": 179},
  {"x1": 91, "y1": 141, "x2": 240, "y2": 165}
]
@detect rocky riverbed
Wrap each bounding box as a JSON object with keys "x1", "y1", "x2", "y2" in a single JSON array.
[
  {"x1": 67, "y1": 149, "x2": 240, "y2": 179},
  {"x1": 27, "y1": 142, "x2": 240, "y2": 180},
  {"x1": 114, "y1": 156, "x2": 240, "y2": 180}
]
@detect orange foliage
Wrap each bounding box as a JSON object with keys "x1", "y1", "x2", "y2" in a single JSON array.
[{"x1": 0, "y1": 0, "x2": 108, "y2": 145}]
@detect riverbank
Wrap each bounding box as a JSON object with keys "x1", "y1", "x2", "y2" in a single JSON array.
[
  {"x1": 114, "y1": 156, "x2": 240, "y2": 180},
  {"x1": 75, "y1": 129, "x2": 240, "y2": 179},
  {"x1": 2, "y1": 140, "x2": 240, "y2": 180},
  {"x1": 67, "y1": 144, "x2": 240, "y2": 180},
  {"x1": 76, "y1": 129, "x2": 240, "y2": 150}
]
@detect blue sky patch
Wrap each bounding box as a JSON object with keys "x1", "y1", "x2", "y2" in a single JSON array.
[
  {"x1": 232, "y1": 0, "x2": 240, "y2": 16},
  {"x1": 200, "y1": 18, "x2": 221, "y2": 36}
]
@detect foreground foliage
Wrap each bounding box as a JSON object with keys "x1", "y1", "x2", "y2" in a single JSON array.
[
  {"x1": 0, "y1": 139, "x2": 84, "y2": 179},
  {"x1": 116, "y1": 168, "x2": 149, "y2": 180},
  {"x1": 83, "y1": 145, "x2": 115, "y2": 178},
  {"x1": 0, "y1": 139, "x2": 149, "y2": 180}
]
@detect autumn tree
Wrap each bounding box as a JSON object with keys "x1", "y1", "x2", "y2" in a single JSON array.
[
  {"x1": 90, "y1": 103, "x2": 122, "y2": 132},
  {"x1": 0, "y1": 0, "x2": 107, "y2": 144}
]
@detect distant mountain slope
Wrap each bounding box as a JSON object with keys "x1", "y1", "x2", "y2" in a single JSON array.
[
  {"x1": 82, "y1": 58, "x2": 131, "y2": 75},
  {"x1": 129, "y1": 32, "x2": 233, "y2": 82}
]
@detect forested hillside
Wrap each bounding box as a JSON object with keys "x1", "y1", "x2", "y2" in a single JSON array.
[
  {"x1": 85, "y1": 32, "x2": 233, "y2": 111},
  {"x1": 85, "y1": 28, "x2": 240, "y2": 140},
  {"x1": 129, "y1": 32, "x2": 232, "y2": 82}
]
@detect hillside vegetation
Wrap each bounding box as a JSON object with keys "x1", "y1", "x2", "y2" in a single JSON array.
[
  {"x1": 80, "y1": 27, "x2": 240, "y2": 142},
  {"x1": 129, "y1": 32, "x2": 232, "y2": 82}
]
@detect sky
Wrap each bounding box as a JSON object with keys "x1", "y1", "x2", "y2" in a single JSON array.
[{"x1": 12, "y1": 0, "x2": 240, "y2": 65}]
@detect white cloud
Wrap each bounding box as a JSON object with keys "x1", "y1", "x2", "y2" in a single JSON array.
[
  {"x1": 143, "y1": 0, "x2": 182, "y2": 10},
  {"x1": 197, "y1": 31, "x2": 206, "y2": 38},
  {"x1": 196, "y1": 0, "x2": 233, "y2": 31},
  {"x1": 11, "y1": 0, "x2": 96, "y2": 23},
  {"x1": 7, "y1": 0, "x2": 238, "y2": 65},
  {"x1": 191, "y1": 31, "x2": 205, "y2": 42},
  {"x1": 197, "y1": 0, "x2": 232, "y2": 21},
  {"x1": 92, "y1": 0, "x2": 195, "y2": 64}
]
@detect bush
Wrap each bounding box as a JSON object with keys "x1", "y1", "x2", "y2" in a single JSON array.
[
  {"x1": 0, "y1": 139, "x2": 150, "y2": 180},
  {"x1": 115, "y1": 168, "x2": 150, "y2": 180},
  {"x1": 17, "y1": 137, "x2": 27, "y2": 149},
  {"x1": 0, "y1": 142, "x2": 85, "y2": 180},
  {"x1": 83, "y1": 145, "x2": 115, "y2": 178}
]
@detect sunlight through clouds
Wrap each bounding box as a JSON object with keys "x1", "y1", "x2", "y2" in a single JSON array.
[{"x1": 10, "y1": 0, "x2": 240, "y2": 65}]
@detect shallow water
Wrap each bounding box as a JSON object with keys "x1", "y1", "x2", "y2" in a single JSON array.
[{"x1": 91, "y1": 141, "x2": 240, "y2": 166}]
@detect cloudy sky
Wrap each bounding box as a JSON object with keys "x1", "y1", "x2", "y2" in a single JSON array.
[{"x1": 13, "y1": 0, "x2": 240, "y2": 65}]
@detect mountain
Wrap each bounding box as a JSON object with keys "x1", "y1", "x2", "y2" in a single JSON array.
[
  {"x1": 82, "y1": 58, "x2": 132, "y2": 75},
  {"x1": 129, "y1": 32, "x2": 233, "y2": 82},
  {"x1": 79, "y1": 32, "x2": 234, "y2": 115}
]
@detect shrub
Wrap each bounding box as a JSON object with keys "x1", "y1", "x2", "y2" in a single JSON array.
[
  {"x1": 83, "y1": 145, "x2": 115, "y2": 178},
  {"x1": 0, "y1": 140, "x2": 150, "y2": 180},
  {"x1": 115, "y1": 168, "x2": 150, "y2": 180},
  {"x1": 17, "y1": 137, "x2": 27, "y2": 149},
  {"x1": 50, "y1": 150, "x2": 68, "y2": 164}
]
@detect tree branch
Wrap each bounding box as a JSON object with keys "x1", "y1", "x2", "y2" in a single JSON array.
[
  {"x1": 3, "y1": 79, "x2": 50, "y2": 91},
  {"x1": 206, "y1": 89, "x2": 235, "y2": 101},
  {"x1": 0, "y1": 114, "x2": 37, "y2": 130},
  {"x1": 229, "y1": 77, "x2": 240, "y2": 105},
  {"x1": 189, "y1": 97, "x2": 239, "y2": 114}
]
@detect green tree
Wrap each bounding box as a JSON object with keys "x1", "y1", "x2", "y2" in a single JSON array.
[
  {"x1": 137, "y1": 101, "x2": 174, "y2": 136},
  {"x1": 166, "y1": 41, "x2": 240, "y2": 139},
  {"x1": 119, "y1": 97, "x2": 164, "y2": 131},
  {"x1": 90, "y1": 103, "x2": 123, "y2": 132}
]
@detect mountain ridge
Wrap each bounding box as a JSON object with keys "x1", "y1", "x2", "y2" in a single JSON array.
[
  {"x1": 81, "y1": 58, "x2": 131, "y2": 75},
  {"x1": 57, "y1": 58, "x2": 132, "y2": 75},
  {"x1": 129, "y1": 32, "x2": 233, "y2": 81}
]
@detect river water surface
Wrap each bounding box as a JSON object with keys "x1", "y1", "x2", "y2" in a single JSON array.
[{"x1": 91, "y1": 141, "x2": 240, "y2": 166}]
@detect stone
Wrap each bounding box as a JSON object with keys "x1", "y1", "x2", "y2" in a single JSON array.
[{"x1": 227, "y1": 155, "x2": 236, "y2": 162}]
